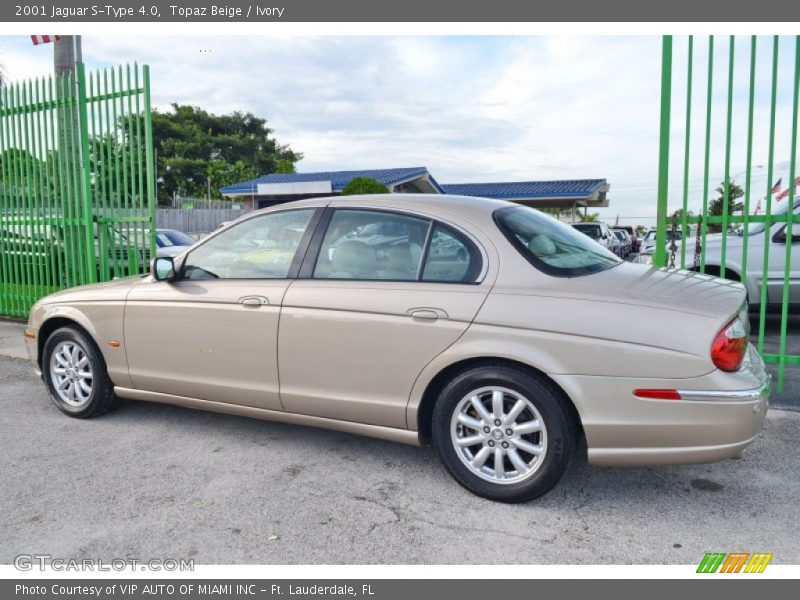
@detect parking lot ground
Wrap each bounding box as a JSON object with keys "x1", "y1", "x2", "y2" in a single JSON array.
[{"x1": 1, "y1": 356, "x2": 798, "y2": 565}]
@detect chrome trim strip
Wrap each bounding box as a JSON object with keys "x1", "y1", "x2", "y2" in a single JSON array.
[{"x1": 676, "y1": 377, "x2": 771, "y2": 402}]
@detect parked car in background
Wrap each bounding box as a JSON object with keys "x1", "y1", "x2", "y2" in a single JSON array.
[
  {"x1": 685, "y1": 197, "x2": 800, "y2": 310},
  {"x1": 613, "y1": 229, "x2": 632, "y2": 258},
  {"x1": 0, "y1": 216, "x2": 151, "y2": 283},
  {"x1": 25, "y1": 195, "x2": 769, "y2": 503},
  {"x1": 641, "y1": 228, "x2": 683, "y2": 255},
  {"x1": 571, "y1": 222, "x2": 616, "y2": 253},
  {"x1": 614, "y1": 226, "x2": 640, "y2": 253},
  {"x1": 152, "y1": 228, "x2": 197, "y2": 258}
]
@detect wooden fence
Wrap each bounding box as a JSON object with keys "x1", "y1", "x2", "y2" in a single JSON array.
[{"x1": 155, "y1": 208, "x2": 249, "y2": 235}]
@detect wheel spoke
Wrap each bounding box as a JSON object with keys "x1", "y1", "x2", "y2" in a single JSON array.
[
  {"x1": 456, "y1": 434, "x2": 485, "y2": 447},
  {"x1": 55, "y1": 352, "x2": 69, "y2": 368},
  {"x1": 469, "y1": 395, "x2": 492, "y2": 422},
  {"x1": 507, "y1": 448, "x2": 530, "y2": 474},
  {"x1": 491, "y1": 390, "x2": 504, "y2": 420},
  {"x1": 513, "y1": 420, "x2": 541, "y2": 435},
  {"x1": 470, "y1": 446, "x2": 492, "y2": 468},
  {"x1": 70, "y1": 346, "x2": 80, "y2": 365},
  {"x1": 457, "y1": 413, "x2": 483, "y2": 431},
  {"x1": 53, "y1": 367, "x2": 66, "y2": 375},
  {"x1": 66, "y1": 383, "x2": 76, "y2": 400},
  {"x1": 511, "y1": 438, "x2": 543, "y2": 456},
  {"x1": 494, "y1": 449, "x2": 504, "y2": 479},
  {"x1": 76, "y1": 356, "x2": 89, "y2": 369},
  {"x1": 78, "y1": 380, "x2": 92, "y2": 395},
  {"x1": 504, "y1": 399, "x2": 526, "y2": 425},
  {"x1": 57, "y1": 377, "x2": 70, "y2": 390}
]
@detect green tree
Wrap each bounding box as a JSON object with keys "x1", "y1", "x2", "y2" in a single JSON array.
[
  {"x1": 340, "y1": 177, "x2": 389, "y2": 196},
  {"x1": 707, "y1": 180, "x2": 744, "y2": 233},
  {"x1": 582, "y1": 212, "x2": 600, "y2": 223},
  {"x1": 151, "y1": 104, "x2": 301, "y2": 204}
]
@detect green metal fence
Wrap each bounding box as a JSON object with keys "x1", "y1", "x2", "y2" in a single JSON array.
[
  {"x1": 0, "y1": 62, "x2": 155, "y2": 318},
  {"x1": 656, "y1": 36, "x2": 799, "y2": 391}
]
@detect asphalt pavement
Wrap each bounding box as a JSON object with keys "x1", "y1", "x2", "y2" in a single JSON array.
[{"x1": 1, "y1": 356, "x2": 798, "y2": 565}]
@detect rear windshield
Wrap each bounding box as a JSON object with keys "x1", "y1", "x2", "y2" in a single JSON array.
[
  {"x1": 494, "y1": 206, "x2": 621, "y2": 277},
  {"x1": 572, "y1": 223, "x2": 601, "y2": 239}
]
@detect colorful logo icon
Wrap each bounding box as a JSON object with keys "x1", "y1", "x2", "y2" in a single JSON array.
[{"x1": 697, "y1": 552, "x2": 773, "y2": 573}]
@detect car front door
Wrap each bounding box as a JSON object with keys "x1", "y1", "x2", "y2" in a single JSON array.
[
  {"x1": 277, "y1": 206, "x2": 493, "y2": 429},
  {"x1": 124, "y1": 207, "x2": 321, "y2": 410}
]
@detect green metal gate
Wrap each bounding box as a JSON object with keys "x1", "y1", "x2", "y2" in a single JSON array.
[
  {"x1": 0, "y1": 62, "x2": 156, "y2": 318},
  {"x1": 656, "y1": 36, "x2": 799, "y2": 391}
]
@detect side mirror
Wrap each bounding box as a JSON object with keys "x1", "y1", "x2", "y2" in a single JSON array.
[{"x1": 151, "y1": 257, "x2": 176, "y2": 281}]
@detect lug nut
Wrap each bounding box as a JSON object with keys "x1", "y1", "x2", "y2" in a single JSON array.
[
  {"x1": 502, "y1": 442, "x2": 509, "y2": 449},
  {"x1": 488, "y1": 440, "x2": 495, "y2": 447},
  {"x1": 494, "y1": 419, "x2": 501, "y2": 426},
  {"x1": 505, "y1": 428, "x2": 513, "y2": 436},
  {"x1": 483, "y1": 426, "x2": 491, "y2": 433}
]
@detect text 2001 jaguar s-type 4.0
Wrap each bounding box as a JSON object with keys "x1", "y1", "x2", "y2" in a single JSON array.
[{"x1": 24, "y1": 194, "x2": 769, "y2": 502}]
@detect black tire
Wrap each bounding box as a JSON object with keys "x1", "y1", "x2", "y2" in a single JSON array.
[
  {"x1": 42, "y1": 326, "x2": 120, "y2": 419},
  {"x1": 432, "y1": 364, "x2": 576, "y2": 503}
]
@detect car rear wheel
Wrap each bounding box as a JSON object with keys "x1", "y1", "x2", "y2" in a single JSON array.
[
  {"x1": 432, "y1": 365, "x2": 575, "y2": 503},
  {"x1": 42, "y1": 326, "x2": 120, "y2": 419}
]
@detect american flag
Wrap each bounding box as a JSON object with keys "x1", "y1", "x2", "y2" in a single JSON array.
[
  {"x1": 755, "y1": 178, "x2": 787, "y2": 214},
  {"x1": 30, "y1": 35, "x2": 60, "y2": 45},
  {"x1": 776, "y1": 176, "x2": 800, "y2": 200}
]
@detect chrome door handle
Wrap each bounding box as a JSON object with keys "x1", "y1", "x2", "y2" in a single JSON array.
[
  {"x1": 408, "y1": 309, "x2": 440, "y2": 320},
  {"x1": 239, "y1": 295, "x2": 269, "y2": 307}
]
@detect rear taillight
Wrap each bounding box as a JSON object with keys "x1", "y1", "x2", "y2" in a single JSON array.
[{"x1": 711, "y1": 315, "x2": 748, "y2": 372}]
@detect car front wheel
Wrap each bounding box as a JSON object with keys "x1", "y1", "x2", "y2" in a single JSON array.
[
  {"x1": 432, "y1": 365, "x2": 576, "y2": 503},
  {"x1": 42, "y1": 326, "x2": 120, "y2": 419}
]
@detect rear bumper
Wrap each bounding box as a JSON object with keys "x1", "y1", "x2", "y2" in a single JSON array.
[{"x1": 552, "y1": 346, "x2": 770, "y2": 467}]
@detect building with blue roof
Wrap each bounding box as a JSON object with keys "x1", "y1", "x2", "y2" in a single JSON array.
[{"x1": 220, "y1": 167, "x2": 610, "y2": 215}]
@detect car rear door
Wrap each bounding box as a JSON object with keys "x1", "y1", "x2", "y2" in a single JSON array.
[
  {"x1": 277, "y1": 206, "x2": 493, "y2": 428},
  {"x1": 123, "y1": 207, "x2": 322, "y2": 410}
]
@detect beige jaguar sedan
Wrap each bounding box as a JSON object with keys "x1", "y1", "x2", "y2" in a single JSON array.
[{"x1": 24, "y1": 194, "x2": 769, "y2": 502}]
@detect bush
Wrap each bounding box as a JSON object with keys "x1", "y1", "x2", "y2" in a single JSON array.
[{"x1": 340, "y1": 177, "x2": 389, "y2": 196}]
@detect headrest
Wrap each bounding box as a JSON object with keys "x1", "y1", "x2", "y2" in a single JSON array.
[
  {"x1": 527, "y1": 235, "x2": 557, "y2": 256},
  {"x1": 332, "y1": 241, "x2": 376, "y2": 275}
]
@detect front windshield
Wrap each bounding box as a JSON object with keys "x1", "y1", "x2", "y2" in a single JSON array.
[{"x1": 494, "y1": 206, "x2": 621, "y2": 277}]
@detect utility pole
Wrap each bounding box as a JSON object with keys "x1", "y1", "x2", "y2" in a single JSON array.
[
  {"x1": 54, "y1": 36, "x2": 82, "y2": 169},
  {"x1": 54, "y1": 35, "x2": 81, "y2": 76}
]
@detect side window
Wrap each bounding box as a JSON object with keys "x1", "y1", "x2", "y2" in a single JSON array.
[
  {"x1": 182, "y1": 209, "x2": 314, "y2": 280},
  {"x1": 422, "y1": 224, "x2": 481, "y2": 283},
  {"x1": 313, "y1": 210, "x2": 430, "y2": 280}
]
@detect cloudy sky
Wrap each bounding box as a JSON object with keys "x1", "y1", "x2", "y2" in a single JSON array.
[{"x1": 1, "y1": 35, "x2": 798, "y2": 227}]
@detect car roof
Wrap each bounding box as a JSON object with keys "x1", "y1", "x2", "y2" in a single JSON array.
[{"x1": 251, "y1": 193, "x2": 515, "y2": 220}]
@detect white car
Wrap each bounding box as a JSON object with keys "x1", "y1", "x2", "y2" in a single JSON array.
[{"x1": 692, "y1": 197, "x2": 800, "y2": 309}]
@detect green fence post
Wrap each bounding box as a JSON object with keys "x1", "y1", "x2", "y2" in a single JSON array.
[
  {"x1": 143, "y1": 65, "x2": 157, "y2": 263},
  {"x1": 76, "y1": 63, "x2": 96, "y2": 284},
  {"x1": 655, "y1": 36, "x2": 673, "y2": 268},
  {"x1": 680, "y1": 36, "x2": 693, "y2": 269}
]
